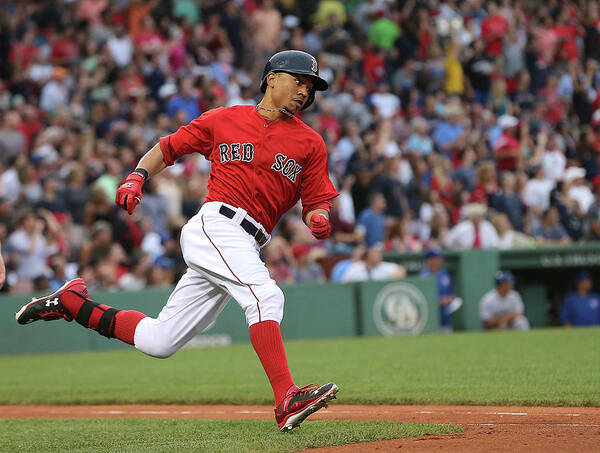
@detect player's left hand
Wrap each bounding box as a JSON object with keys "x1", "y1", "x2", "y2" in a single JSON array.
[{"x1": 310, "y1": 214, "x2": 331, "y2": 240}]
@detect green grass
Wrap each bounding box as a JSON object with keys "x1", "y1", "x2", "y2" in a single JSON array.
[
  {"x1": 0, "y1": 419, "x2": 460, "y2": 453},
  {"x1": 0, "y1": 328, "x2": 598, "y2": 406}
]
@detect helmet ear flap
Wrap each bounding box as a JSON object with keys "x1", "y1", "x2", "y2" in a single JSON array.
[{"x1": 301, "y1": 89, "x2": 316, "y2": 110}]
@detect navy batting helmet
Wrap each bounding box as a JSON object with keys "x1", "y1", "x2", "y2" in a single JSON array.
[{"x1": 260, "y1": 50, "x2": 328, "y2": 110}]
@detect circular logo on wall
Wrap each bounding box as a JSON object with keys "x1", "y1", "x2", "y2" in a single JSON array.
[{"x1": 373, "y1": 282, "x2": 429, "y2": 336}]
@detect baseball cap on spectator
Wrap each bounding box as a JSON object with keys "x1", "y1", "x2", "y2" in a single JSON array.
[
  {"x1": 159, "y1": 82, "x2": 177, "y2": 99},
  {"x1": 155, "y1": 255, "x2": 175, "y2": 269},
  {"x1": 92, "y1": 220, "x2": 112, "y2": 237},
  {"x1": 564, "y1": 166, "x2": 586, "y2": 183},
  {"x1": 574, "y1": 270, "x2": 591, "y2": 284},
  {"x1": 443, "y1": 104, "x2": 463, "y2": 117},
  {"x1": 292, "y1": 244, "x2": 311, "y2": 259},
  {"x1": 495, "y1": 270, "x2": 515, "y2": 285},
  {"x1": 424, "y1": 248, "x2": 444, "y2": 259},
  {"x1": 497, "y1": 114, "x2": 519, "y2": 129}
]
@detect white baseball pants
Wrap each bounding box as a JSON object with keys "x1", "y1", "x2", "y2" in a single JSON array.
[{"x1": 133, "y1": 202, "x2": 283, "y2": 358}]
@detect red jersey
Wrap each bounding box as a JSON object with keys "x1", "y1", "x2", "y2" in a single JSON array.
[{"x1": 159, "y1": 105, "x2": 339, "y2": 233}]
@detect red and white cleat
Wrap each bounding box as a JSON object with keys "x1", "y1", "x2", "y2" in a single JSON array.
[{"x1": 275, "y1": 382, "x2": 339, "y2": 432}]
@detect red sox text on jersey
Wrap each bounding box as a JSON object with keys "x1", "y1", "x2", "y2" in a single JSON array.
[{"x1": 159, "y1": 105, "x2": 338, "y2": 233}]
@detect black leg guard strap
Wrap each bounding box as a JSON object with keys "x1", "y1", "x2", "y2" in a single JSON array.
[
  {"x1": 74, "y1": 297, "x2": 120, "y2": 339},
  {"x1": 97, "y1": 308, "x2": 119, "y2": 338},
  {"x1": 74, "y1": 296, "x2": 95, "y2": 327}
]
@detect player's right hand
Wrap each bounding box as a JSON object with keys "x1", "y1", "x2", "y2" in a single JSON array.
[{"x1": 115, "y1": 170, "x2": 146, "y2": 214}]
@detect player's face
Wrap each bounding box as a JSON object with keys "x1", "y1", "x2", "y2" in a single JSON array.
[{"x1": 272, "y1": 72, "x2": 314, "y2": 113}]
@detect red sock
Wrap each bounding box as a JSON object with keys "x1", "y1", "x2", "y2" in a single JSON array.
[
  {"x1": 61, "y1": 293, "x2": 147, "y2": 345},
  {"x1": 249, "y1": 321, "x2": 294, "y2": 406}
]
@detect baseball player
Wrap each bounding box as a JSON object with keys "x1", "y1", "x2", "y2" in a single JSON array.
[
  {"x1": 479, "y1": 270, "x2": 530, "y2": 330},
  {"x1": 15, "y1": 50, "x2": 339, "y2": 432}
]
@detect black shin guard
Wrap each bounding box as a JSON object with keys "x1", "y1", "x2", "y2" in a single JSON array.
[{"x1": 74, "y1": 298, "x2": 120, "y2": 339}]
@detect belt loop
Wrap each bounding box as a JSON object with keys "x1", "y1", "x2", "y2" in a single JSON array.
[{"x1": 232, "y1": 207, "x2": 247, "y2": 224}]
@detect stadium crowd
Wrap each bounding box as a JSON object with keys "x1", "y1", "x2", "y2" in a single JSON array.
[{"x1": 2, "y1": 0, "x2": 600, "y2": 294}]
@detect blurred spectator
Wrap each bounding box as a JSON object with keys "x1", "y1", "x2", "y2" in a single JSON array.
[
  {"x1": 523, "y1": 165, "x2": 554, "y2": 224},
  {"x1": 480, "y1": 270, "x2": 530, "y2": 330},
  {"x1": 491, "y1": 213, "x2": 534, "y2": 249},
  {"x1": 491, "y1": 171, "x2": 524, "y2": 232},
  {"x1": 532, "y1": 207, "x2": 571, "y2": 246},
  {"x1": 560, "y1": 271, "x2": 600, "y2": 327},
  {"x1": 264, "y1": 237, "x2": 294, "y2": 284},
  {"x1": 6, "y1": 209, "x2": 51, "y2": 282},
  {"x1": 444, "y1": 203, "x2": 499, "y2": 249},
  {"x1": 356, "y1": 192, "x2": 386, "y2": 247},
  {"x1": 565, "y1": 167, "x2": 594, "y2": 214},
  {"x1": 292, "y1": 245, "x2": 325, "y2": 283},
  {"x1": 406, "y1": 117, "x2": 433, "y2": 156},
  {"x1": 419, "y1": 249, "x2": 460, "y2": 332},
  {"x1": 494, "y1": 115, "x2": 522, "y2": 172},
  {"x1": 586, "y1": 176, "x2": 600, "y2": 240},
  {"x1": 342, "y1": 246, "x2": 406, "y2": 282},
  {"x1": 166, "y1": 77, "x2": 201, "y2": 123}
]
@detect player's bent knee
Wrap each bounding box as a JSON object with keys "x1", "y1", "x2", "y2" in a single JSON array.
[
  {"x1": 133, "y1": 318, "x2": 179, "y2": 358},
  {"x1": 136, "y1": 339, "x2": 178, "y2": 359},
  {"x1": 244, "y1": 284, "x2": 284, "y2": 325}
]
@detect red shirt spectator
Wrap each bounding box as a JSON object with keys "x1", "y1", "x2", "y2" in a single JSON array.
[
  {"x1": 553, "y1": 21, "x2": 579, "y2": 62},
  {"x1": 363, "y1": 48, "x2": 386, "y2": 86},
  {"x1": 50, "y1": 32, "x2": 79, "y2": 64},
  {"x1": 481, "y1": 14, "x2": 509, "y2": 56},
  {"x1": 9, "y1": 30, "x2": 39, "y2": 69},
  {"x1": 494, "y1": 133, "x2": 520, "y2": 171}
]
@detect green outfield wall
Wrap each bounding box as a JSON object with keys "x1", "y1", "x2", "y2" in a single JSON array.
[
  {"x1": 0, "y1": 278, "x2": 437, "y2": 355},
  {"x1": 2, "y1": 245, "x2": 599, "y2": 355}
]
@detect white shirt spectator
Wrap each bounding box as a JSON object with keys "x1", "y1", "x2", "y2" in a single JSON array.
[
  {"x1": 480, "y1": 288, "x2": 526, "y2": 322},
  {"x1": 523, "y1": 178, "x2": 554, "y2": 212},
  {"x1": 370, "y1": 92, "x2": 400, "y2": 119},
  {"x1": 342, "y1": 261, "x2": 401, "y2": 282},
  {"x1": 107, "y1": 35, "x2": 134, "y2": 67},
  {"x1": 541, "y1": 149, "x2": 566, "y2": 182},
  {"x1": 0, "y1": 167, "x2": 21, "y2": 202},
  {"x1": 337, "y1": 189, "x2": 356, "y2": 224},
  {"x1": 7, "y1": 230, "x2": 51, "y2": 280},
  {"x1": 444, "y1": 220, "x2": 499, "y2": 249},
  {"x1": 40, "y1": 80, "x2": 68, "y2": 113},
  {"x1": 568, "y1": 185, "x2": 595, "y2": 213}
]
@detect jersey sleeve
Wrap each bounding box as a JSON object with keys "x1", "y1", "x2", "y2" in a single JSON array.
[
  {"x1": 158, "y1": 108, "x2": 221, "y2": 166},
  {"x1": 300, "y1": 139, "x2": 339, "y2": 220}
]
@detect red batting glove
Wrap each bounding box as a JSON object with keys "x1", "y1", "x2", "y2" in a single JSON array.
[
  {"x1": 310, "y1": 214, "x2": 331, "y2": 240},
  {"x1": 115, "y1": 170, "x2": 146, "y2": 215}
]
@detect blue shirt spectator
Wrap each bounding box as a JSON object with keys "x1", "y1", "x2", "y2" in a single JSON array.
[
  {"x1": 166, "y1": 77, "x2": 201, "y2": 122},
  {"x1": 356, "y1": 193, "x2": 386, "y2": 247}
]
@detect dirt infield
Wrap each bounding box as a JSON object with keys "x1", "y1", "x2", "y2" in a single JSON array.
[{"x1": 3, "y1": 404, "x2": 599, "y2": 452}]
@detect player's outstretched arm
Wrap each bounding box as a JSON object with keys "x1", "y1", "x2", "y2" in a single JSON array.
[
  {"x1": 116, "y1": 143, "x2": 167, "y2": 214},
  {"x1": 136, "y1": 142, "x2": 168, "y2": 178}
]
